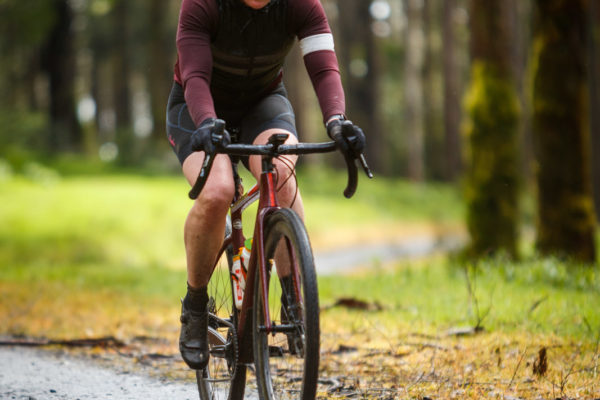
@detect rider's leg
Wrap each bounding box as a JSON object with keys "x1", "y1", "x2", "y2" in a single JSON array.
[
  {"x1": 182, "y1": 152, "x2": 235, "y2": 289},
  {"x1": 179, "y1": 151, "x2": 235, "y2": 370}
]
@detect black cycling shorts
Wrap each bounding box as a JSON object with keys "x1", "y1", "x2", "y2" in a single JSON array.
[{"x1": 166, "y1": 81, "x2": 297, "y2": 167}]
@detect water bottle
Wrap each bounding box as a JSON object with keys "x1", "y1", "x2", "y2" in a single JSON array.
[
  {"x1": 231, "y1": 254, "x2": 245, "y2": 309},
  {"x1": 240, "y1": 238, "x2": 252, "y2": 271}
]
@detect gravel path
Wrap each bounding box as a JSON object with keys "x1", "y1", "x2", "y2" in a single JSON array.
[
  {"x1": 315, "y1": 234, "x2": 463, "y2": 274},
  {"x1": 0, "y1": 347, "x2": 197, "y2": 400}
]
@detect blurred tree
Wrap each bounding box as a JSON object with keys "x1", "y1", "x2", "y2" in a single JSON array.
[
  {"x1": 532, "y1": 0, "x2": 596, "y2": 263},
  {"x1": 590, "y1": 0, "x2": 600, "y2": 221},
  {"x1": 337, "y1": 0, "x2": 384, "y2": 174},
  {"x1": 422, "y1": 0, "x2": 447, "y2": 181},
  {"x1": 404, "y1": 0, "x2": 425, "y2": 181},
  {"x1": 514, "y1": 2, "x2": 534, "y2": 184},
  {"x1": 111, "y1": 0, "x2": 135, "y2": 164},
  {"x1": 464, "y1": 0, "x2": 521, "y2": 258},
  {"x1": 87, "y1": 0, "x2": 117, "y2": 149},
  {"x1": 0, "y1": 1, "x2": 55, "y2": 109},
  {"x1": 442, "y1": 0, "x2": 462, "y2": 181},
  {"x1": 147, "y1": 0, "x2": 176, "y2": 149},
  {"x1": 41, "y1": 0, "x2": 82, "y2": 152}
]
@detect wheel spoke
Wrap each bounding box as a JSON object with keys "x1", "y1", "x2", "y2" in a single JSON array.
[{"x1": 197, "y1": 237, "x2": 247, "y2": 400}]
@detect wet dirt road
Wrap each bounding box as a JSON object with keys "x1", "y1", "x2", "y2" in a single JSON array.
[{"x1": 0, "y1": 347, "x2": 196, "y2": 400}]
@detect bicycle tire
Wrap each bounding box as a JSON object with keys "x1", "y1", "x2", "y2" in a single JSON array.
[
  {"x1": 253, "y1": 208, "x2": 320, "y2": 400},
  {"x1": 197, "y1": 216, "x2": 247, "y2": 400}
]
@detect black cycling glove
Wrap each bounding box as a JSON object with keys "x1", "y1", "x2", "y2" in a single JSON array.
[
  {"x1": 190, "y1": 118, "x2": 231, "y2": 154},
  {"x1": 326, "y1": 116, "x2": 366, "y2": 156}
]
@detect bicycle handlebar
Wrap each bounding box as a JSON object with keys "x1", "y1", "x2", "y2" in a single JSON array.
[{"x1": 188, "y1": 136, "x2": 373, "y2": 200}]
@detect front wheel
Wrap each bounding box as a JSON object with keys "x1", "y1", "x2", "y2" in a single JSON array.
[{"x1": 253, "y1": 208, "x2": 320, "y2": 400}]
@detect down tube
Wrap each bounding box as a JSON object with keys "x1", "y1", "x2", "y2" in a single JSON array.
[{"x1": 237, "y1": 208, "x2": 275, "y2": 343}]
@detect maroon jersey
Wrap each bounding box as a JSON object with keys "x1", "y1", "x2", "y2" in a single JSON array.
[{"x1": 174, "y1": 0, "x2": 345, "y2": 127}]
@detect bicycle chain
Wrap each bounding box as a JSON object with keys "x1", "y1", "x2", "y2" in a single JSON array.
[{"x1": 226, "y1": 318, "x2": 239, "y2": 379}]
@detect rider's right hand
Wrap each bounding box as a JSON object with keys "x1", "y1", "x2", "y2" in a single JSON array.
[{"x1": 190, "y1": 118, "x2": 231, "y2": 154}]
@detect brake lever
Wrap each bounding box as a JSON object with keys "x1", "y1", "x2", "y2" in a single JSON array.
[
  {"x1": 358, "y1": 154, "x2": 373, "y2": 179},
  {"x1": 188, "y1": 119, "x2": 228, "y2": 200},
  {"x1": 188, "y1": 151, "x2": 216, "y2": 200}
]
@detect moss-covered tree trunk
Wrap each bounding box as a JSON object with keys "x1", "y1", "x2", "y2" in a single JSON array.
[
  {"x1": 464, "y1": 0, "x2": 521, "y2": 258},
  {"x1": 532, "y1": 0, "x2": 597, "y2": 263}
]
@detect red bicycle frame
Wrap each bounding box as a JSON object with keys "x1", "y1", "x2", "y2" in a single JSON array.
[{"x1": 215, "y1": 158, "x2": 301, "y2": 364}]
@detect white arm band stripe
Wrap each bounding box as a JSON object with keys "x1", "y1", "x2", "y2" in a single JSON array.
[{"x1": 299, "y1": 33, "x2": 335, "y2": 56}]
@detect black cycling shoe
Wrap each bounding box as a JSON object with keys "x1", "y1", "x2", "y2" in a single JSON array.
[{"x1": 179, "y1": 300, "x2": 209, "y2": 370}]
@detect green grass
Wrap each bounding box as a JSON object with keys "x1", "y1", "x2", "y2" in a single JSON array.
[
  {"x1": 0, "y1": 167, "x2": 463, "y2": 273},
  {"x1": 1, "y1": 169, "x2": 597, "y2": 345},
  {"x1": 0, "y1": 175, "x2": 190, "y2": 273},
  {"x1": 298, "y1": 165, "x2": 463, "y2": 224},
  {"x1": 318, "y1": 257, "x2": 600, "y2": 342}
]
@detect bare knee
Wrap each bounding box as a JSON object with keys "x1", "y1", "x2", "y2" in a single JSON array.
[
  {"x1": 183, "y1": 153, "x2": 234, "y2": 220},
  {"x1": 191, "y1": 179, "x2": 234, "y2": 220}
]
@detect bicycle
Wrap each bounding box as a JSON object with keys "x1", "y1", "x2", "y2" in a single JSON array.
[{"x1": 188, "y1": 121, "x2": 371, "y2": 400}]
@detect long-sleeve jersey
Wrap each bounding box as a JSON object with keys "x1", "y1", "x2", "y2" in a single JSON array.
[{"x1": 174, "y1": 0, "x2": 346, "y2": 127}]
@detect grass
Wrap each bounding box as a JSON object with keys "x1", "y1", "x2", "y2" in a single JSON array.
[
  {"x1": 1, "y1": 168, "x2": 599, "y2": 398},
  {"x1": 0, "y1": 168, "x2": 462, "y2": 337},
  {"x1": 317, "y1": 258, "x2": 600, "y2": 399},
  {"x1": 319, "y1": 257, "x2": 599, "y2": 341}
]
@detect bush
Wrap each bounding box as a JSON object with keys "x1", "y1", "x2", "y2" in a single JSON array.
[{"x1": 0, "y1": 110, "x2": 49, "y2": 171}]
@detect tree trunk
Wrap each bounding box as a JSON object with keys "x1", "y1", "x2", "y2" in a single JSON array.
[
  {"x1": 590, "y1": 0, "x2": 600, "y2": 221},
  {"x1": 404, "y1": 0, "x2": 425, "y2": 181},
  {"x1": 464, "y1": 0, "x2": 521, "y2": 258},
  {"x1": 442, "y1": 0, "x2": 462, "y2": 181},
  {"x1": 515, "y1": 1, "x2": 534, "y2": 185},
  {"x1": 422, "y1": 0, "x2": 445, "y2": 181},
  {"x1": 42, "y1": 0, "x2": 81, "y2": 152},
  {"x1": 112, "y1": 0, "x2": 134, "y2": 164},
  {"x1": 533, "y1": 0, "x2": 596, "y2": 263},
  {"x1": 147, "y1": 0, "x2": 173, "y2": 150}
]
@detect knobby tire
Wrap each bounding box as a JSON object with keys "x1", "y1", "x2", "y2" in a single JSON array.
[{"x1": 253, "y1": 208, "x2": 320, "y2": 400}]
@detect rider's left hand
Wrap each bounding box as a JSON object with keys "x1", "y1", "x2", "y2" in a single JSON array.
[{"x1": 326, "y1": 117, "x2": 366, "y2": 156}]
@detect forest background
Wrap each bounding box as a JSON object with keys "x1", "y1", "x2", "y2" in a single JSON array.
[{"x1": 1, "y1": 0, "x2": 600, "y2": 261}]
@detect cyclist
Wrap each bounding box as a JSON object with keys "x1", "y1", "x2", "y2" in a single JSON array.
[{"x1": 167, "y1": 0, "x2": 366, "y2": 370}]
